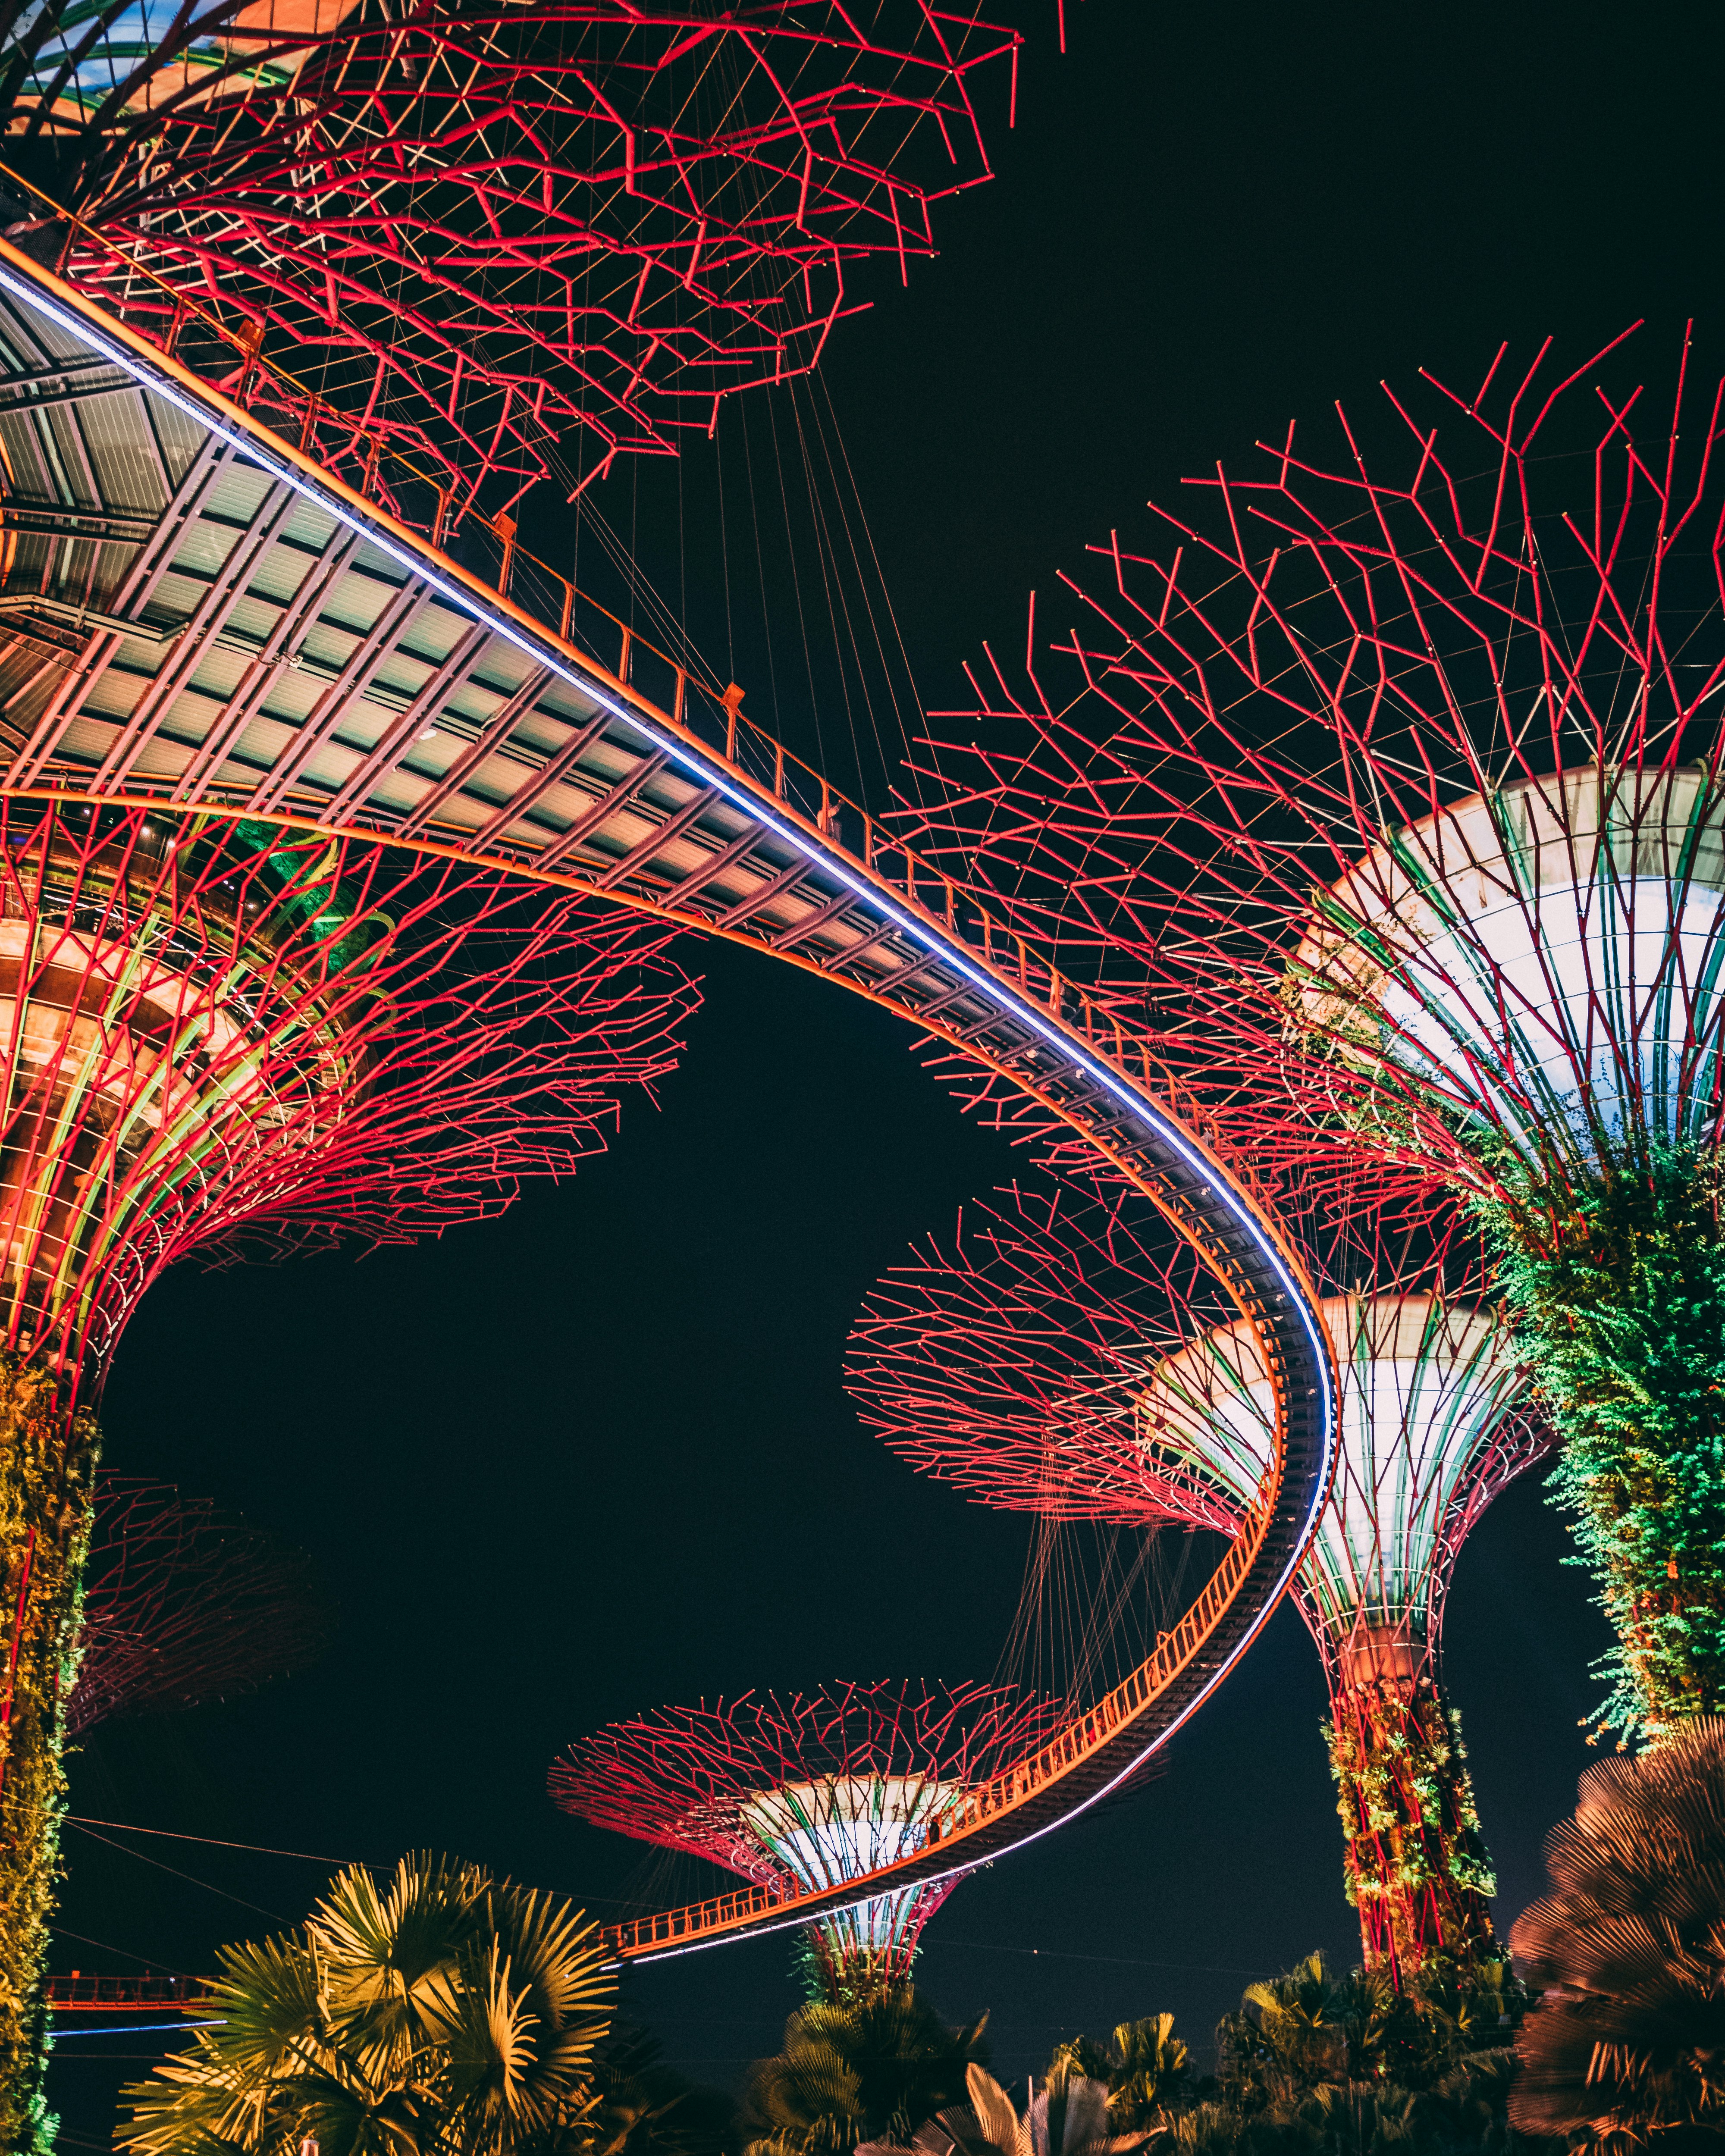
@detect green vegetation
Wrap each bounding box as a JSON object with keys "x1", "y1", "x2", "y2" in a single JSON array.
[
  {"x1": 1474, "y1": 1144, "x2": 1725, "y2": 1742},
  {"x1": 0, "y1": 1355, "x2": 100, "y2": 2156},
  {"x1": 119, "y1": 1853, "x2": 615, "y2": 2156},
  {"x1": 740, "y1": 1990, "x2": 988, "y2": 2156},
  {"x1": 112, "y1": 1945, "x2": 1541, "y2": 2156},
  {"x1": 1203, "y1": 1950, "x2": 1526, "y2": 2153},
  {"x1": 728, "y1": 1957, "x2": 1529, "y2": 2156},
  {"x1": 1048, "y1": 2019, "x2": 1191, "y2": 2133}
]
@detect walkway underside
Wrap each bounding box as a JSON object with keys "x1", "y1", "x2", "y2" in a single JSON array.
[{"x1": 0, "y1": 241, "x2": 1338, "y2": 1960}]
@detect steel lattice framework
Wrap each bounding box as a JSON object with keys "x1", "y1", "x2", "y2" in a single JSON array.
[
  {"x1": 848, "y1": 1182, "x2": 1548, "y2": 1977},
  {"x1": 552, "y1": 1681, "x2": 1064, "y2": 1999},
  {"x1": 70, "y1": 1473, "x2": 329, "y2": 1733},
  {"x1": 0, "y1": 0, "x2": 1017, "y2": 511},
  {"x1": 893, "y1": 330, "x2": 1725, "y2": 1208}
]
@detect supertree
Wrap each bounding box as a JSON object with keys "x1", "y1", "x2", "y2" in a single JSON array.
[
  {"x1": 0, "y1": 799, "x2": 696, "y2": 2150},
  {"x1": 847, "y1": 1180, "x2": 1546, "y2": 1980},
  {"x1": 0, "y1": 0, "x2": 1018, "y2": 515},
  {"x1": 892, "y1": 329, "x2": 1725, "y2": 1747},
  {"x1": 68, "y1": 1474, "x2": 331, "y2": 1734},
  {"x1": 552, "y1": 1680, "x2": 1065, "y2": 2004}
]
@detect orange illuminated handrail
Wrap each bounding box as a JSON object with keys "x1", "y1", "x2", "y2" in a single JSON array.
[{"x1": 598, "y1": 1524, "x2": 1266, "y2": 1955}]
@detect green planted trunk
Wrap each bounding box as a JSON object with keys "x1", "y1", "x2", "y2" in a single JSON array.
[
  {"x1": 1475, "y1": 1144, "x2": 1725, "y2": 1744},
  {"x1": 795, "y1": 1923, "x2": 918, "y2": 2010},
  {"x1": 1324, "y1": 1671, "x2": 1496, "y2": 1980},
  {"x1": 0, "y1": 1357, "x2": 99, "y2": 2156}
]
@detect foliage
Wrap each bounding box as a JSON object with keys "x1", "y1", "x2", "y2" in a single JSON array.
[
  {"x1": 1141, "y1": 1955, "x2": 1529, "y2": 2156},
  {"x1": 1217, "y1": 1954, "x2": 1386, "y2": 2105},
  {"x1": 830, "y1": 1955, "x2": 1528, "y2": 2156},
  {"x1": 856, "y1": 2059, "x2": 1152, "y2": 2156},
  {"x1": 1323, "y1": 1679, "x2": 1496, "y2": 1974},
  {"x1": 118, "y1": 1851, "x2": 615, "y2": 2156},
  {"x1": 1473, "y1": 1143, "x2": 1725, "y2": 1742},
  {"x1": 0, "y1": 1354, "x2": 100, "y2": 2156},
  {"x1": 1510, "y1": 1715, "x2": 1725, "y2": 2153},
  {"x1": 1162, "y1": 2051, "x2": 1525, "y2": 2156},
  {"x1": 1045, "y1": 2018, "x2": 1191, "y2": 2131},
  {"x1": 740, "y1": 1988, "x2": 989, "y2": 2156}
]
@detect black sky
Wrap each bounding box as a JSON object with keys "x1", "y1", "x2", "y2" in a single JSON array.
[{"x1": 48, "y1": 0, "x2": 1719, "y2": 2143}]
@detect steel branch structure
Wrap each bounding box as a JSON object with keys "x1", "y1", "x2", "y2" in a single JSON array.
[
  {"x1": 0, "y1": 802, "x2": 694, "y2": 1389},
  {"x1": 0, "y1": 0, "x2": 1016, "y2": 510},
  {"x1": 0, "y1": 240, "x2": 1339, "y2": 1994},
  {"x1": 849, "y1": 1182, "x2": 1546, "y2": 1978},
  {"x1": 899, "y1": 331, "x2": 1725, "y2": 1745},
  {"x1": 553, "y1": 1681, "x2": 1063, "y2": 2002},
  {"x1": 70, "y1": 1473, "x2": 329, "y2": 1733}
]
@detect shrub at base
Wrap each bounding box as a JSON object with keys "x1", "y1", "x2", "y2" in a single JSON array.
[{"x1": 1511, "y1": 1716, "x2": 1725, "y2": 2153}]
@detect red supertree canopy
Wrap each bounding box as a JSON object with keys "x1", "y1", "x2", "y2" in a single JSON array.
[
  {"x1": 1, "y1": 0, "x2": 1019, "y2": 512},
  {"x1": 846, "y1": 1179, "x2": 1252, "y2": 1535},
  {"x1": 891, "y1": 330, "x2": 1725, "y2": 1208},
  {"x1": 849, "y1": 1181, "x2": 1545, "y2": 1663},
  {"x1": 69, "y1": 1474, "x2": 331, "y2": 1734},
  {"x1": 0, "y1": 801, "x2": 697, "y2": 1393},
  {"x1": 552, "y1": 1679, "x2": 1063, "y2": 1996},
  {"x1": 847, "y1": 1178, "x2": 1548, "y2": 1977}
]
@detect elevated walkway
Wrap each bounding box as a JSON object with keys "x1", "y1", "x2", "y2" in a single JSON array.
[{"x1": 0, "y1": 237, "x2": 1337, "y2": 1963}]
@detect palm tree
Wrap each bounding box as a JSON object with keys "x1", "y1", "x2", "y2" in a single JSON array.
[
  {"x1": 741, "y1": 1990, "x2": 988, "y2": 2156},
  {"x1": 1510, "y1": 1717, "x2": 1725, "y2": 2153},
  {"x1": 119, "y1": 1852, "x2": 615, "y2": 2156},
  {"x1": 1046, "y1": 2018, "x2": 1190, "y2": 2132}
]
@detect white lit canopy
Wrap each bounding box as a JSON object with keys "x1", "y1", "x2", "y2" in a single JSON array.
[
  {"x1": 1139, "y1": 1293, "x2": 1531, "y2": 1652},
  {"x1": 740, "y1": 1774, "x2": 957, "y2": 1959},
  {"x1": 1293, "y1": 764, "x2": 1725, "y2": 1168}
]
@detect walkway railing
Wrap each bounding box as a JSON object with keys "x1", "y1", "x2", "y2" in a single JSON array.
[
  {"x1": 47, "y1": 1974, "x2": 211, "y2": 2014},
  {"x1": 0, "y1": 223, "x2": 1333, "y2": 1970},
  {"x1": 602, "y1": 1528, "x2": 1261, "y2": 1955}
]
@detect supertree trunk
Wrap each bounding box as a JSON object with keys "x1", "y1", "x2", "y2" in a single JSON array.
[
  {"x1": 0, "y1": 1358, "x2": 97, "y2": 2156},
  {"x1": 1323, "y1": 1642, "x2": 1497, "y2": 1983},
  {"x1": 799, "y1": 1919, "x2": 920, "y2": 2009}
]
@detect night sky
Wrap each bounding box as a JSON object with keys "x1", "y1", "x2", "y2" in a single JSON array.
[{"x1": 47, "y1": 0, "x2": 1722, "y2": 2145}]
